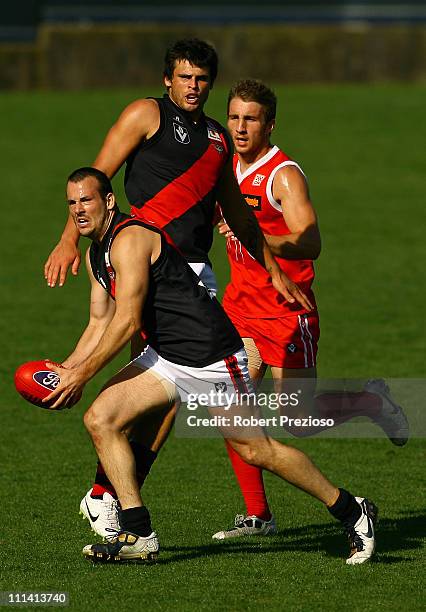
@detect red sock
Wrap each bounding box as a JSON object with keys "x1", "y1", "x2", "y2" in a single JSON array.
[
  {"x1": 91, "y1": 462, "x2": 117, "y2": 499},
  {"x1": 315, "y1": 392, "x2": 382, "y2": 425},
  {"x1": 225, "y1": 441, "x2": 271, "y2": 521}
]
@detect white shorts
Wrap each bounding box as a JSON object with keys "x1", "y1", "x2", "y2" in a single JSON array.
[
  {"x1": 188, "y1": 262, "x2": 217, "y2": 297},
  {"x1": 132, "y1": 345, "x2": 252, "y2": 407}
]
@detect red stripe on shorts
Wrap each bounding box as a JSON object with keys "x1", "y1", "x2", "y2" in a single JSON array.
[{"x1": 225, "y1": 354, "x2": 249, "y2": 396}]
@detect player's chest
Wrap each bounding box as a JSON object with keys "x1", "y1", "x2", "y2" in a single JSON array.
[{"x1": 161, "y1": 114, "x2": 227, "y2": 166}]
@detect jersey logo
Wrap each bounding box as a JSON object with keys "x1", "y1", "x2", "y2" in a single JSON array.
[
  {"x1": 287, "y1": 343, "x2": 297, "y2": 354},
  {"x1": 173, "y1": 122, "x2": 190, "y2": 144},
  {"x1": 207, "y1": 128, "x2": 222, "y2": 142},
  {"x1": 252, "y1": 173, "x2": 266, "y2": 186},
  {"x1": 214, "y1": 382, "x2": 228, "y2": 392},
  {"x1": 243, "y1": 194, "x2": 262, "y2": 211},
  {"x1": 173, "y1": 115, "x2": 183, "y2": 124}
]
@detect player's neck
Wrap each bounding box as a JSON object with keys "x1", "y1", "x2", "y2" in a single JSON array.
[
  {"x1": 96, "y1": 209, "x2": 116, "y2": 243},
  {"x1": 238, "y1": 144, "x2": 273, "y2": 173}
]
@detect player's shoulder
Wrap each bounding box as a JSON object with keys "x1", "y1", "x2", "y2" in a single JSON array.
[
  {"x1": 272, "y1": 150, "x2": 306, "y2": 182},
  {"x1": 111, "y1": 222, "x2": 157, "y2": 262},
  {"x1": 119, "y1": 97, "x2": 160, "y2": 124}
]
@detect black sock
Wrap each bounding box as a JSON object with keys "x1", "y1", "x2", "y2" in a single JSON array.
[
  {"x1": 129, "y1": 441, "x2": 158, "y2": 487},
  {"x1": 119, "y1": 506, "x2": 152, "y2": 537},
  {"x1": 328, "y1": 489, "x2": 362, "y2": 525}
]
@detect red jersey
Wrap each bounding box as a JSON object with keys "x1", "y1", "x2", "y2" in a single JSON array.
[{"x1": 222, "y1": 146, "x2": 316, "y2": 319}]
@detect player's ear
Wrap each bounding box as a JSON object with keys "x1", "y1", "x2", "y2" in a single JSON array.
[
  {"x1": 268, "y1": 120, "x2": 275, "y2": 135},
  {"x1": 164, "y1": 74, "x2": 172, "y2": 89},
  {"x1": 106, "y1": 192, "x2": 116, "y2": 210}
]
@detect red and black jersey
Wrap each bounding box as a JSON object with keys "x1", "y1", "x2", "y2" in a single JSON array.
[
  {"x1": 124, "y1": 94, "x2": 231, "y2": 264},
  {"x1": 89, "y1": 211, "x2": 243, "y2": 367}
]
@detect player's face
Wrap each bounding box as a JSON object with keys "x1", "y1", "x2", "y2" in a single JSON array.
[
  {"x1": 227, "y1": 97, "x2": 274, "y2": 161},
  {"x1": 164, "y1": 60, "x2": 211, "y2": 119},
  {"x1": 67, "y1": 177, "x2": 114, "y2": 241}
]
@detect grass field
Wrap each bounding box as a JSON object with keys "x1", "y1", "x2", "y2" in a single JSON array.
[{"x1": 0, "y1": 84, "x2": 425, "y2": 611}]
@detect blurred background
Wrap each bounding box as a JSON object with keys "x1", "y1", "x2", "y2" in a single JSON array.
[{"x1": 1, "y1": 0, "x2": 425, "y2": 89}]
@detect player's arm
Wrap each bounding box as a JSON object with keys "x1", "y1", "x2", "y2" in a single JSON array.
[
  {"x1": 45, "y1": 227, "x2": 155, "y2": 408},
  {"x1": 92, "y1": 98, "x2": 160, "y2": 176},
  {"x1": 264, "y1": 165, "x2": 321, "y2": 260},
  {"x1": 217, "y1": 156, "x2": 313, "y2": 310},
  {"x1": 61, "y1": 249, "x2": 116, "y2": 368},
  {"x1": 44, "y1": 98, "x2": 160, "y2": 288}
]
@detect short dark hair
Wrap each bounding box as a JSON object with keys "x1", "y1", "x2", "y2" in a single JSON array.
[
  {"x1": 227, "y1": 79, "x2": 277, "y2": 124},
  {"x1": 164, "y1": 38, "x2": 218, "y2": 86},
  {"x1": 67, "y1": 167, "x2": 113, "y2": 200}
]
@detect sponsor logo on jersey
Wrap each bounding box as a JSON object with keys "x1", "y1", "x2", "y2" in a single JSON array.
[
  {"x1": 252, "y1": 173, "x2": 266, "y2": 186},
  {"x1": 215, "y1": 144, "x2": 224, "y2": 154},
  {"x1": 173, "y1": 122, "x2": 190, "y2": 144},
  {"x1": 33, "y1": 370, "x2": 60, "y2": 390},
  {"x1": 215, "y1": 382, "x2": 228, "y2": 392},
  {"x1": 173, "y1": 115, "x2": 183, "y2": 123},
  {"x1": 207, "y1": 128, "x2": 222, "y2": 142},
  {"x1": 287, "y1": 343, "x2": 298, "y2": 354},
  {"x1": 243, "y1": 194, "x2": 262, "y2": 211}
]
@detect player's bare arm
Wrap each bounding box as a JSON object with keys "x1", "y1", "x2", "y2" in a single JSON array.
[
  {"x1": 61, "y1": 249, "x2": 116, "y2": 369},
  {"x1": 93, "y1": 98, "x2": 160, "y2": 176},
  {"x1": 217, "y1": 156, "x2": 313, "y2": 311},
  {"x1": 45, "y1": 226, "x2": 157, "y2": 408},
  {"x1": 44, "y1": 99, "x2": 160, "y2": 288},
  {"x1": 265, "y1": 165, "x2": 321, "y2": 260}
]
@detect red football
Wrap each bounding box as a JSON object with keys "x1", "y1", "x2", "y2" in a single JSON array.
[{"x1": 14, "y1": 360, "x2": 62, "y2": 409}]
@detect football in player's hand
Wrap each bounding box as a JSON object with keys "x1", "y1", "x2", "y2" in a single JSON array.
[{"x1": 14, "y1": 360, "x2": 62, "y2": 409}]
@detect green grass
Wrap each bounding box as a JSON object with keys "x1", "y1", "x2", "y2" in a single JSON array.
[{"x1": 0, "y1": 84, "x2": 425, "y2": 611}]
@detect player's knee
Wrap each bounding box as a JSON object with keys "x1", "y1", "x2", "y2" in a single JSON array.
[
  {"x1": 84, "y1": 402, "x2": 116, "y2": 438},
  {"x1": 232, "y1": 439, "x2": 271, "y2": 468}
]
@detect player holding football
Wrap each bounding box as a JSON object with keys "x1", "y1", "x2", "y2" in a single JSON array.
[
  {"x1": 46, "y1": 168, "x2": 378, "y2": 564},
  {"x1": 212, "y1": 79, "x2": 408, "y2": 540},
  {"x1": 43, "y1": 39, "x2": 312, "y2": 538}
]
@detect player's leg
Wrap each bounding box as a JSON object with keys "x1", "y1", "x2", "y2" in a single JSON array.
[
  {"x1": 82, "y1": 362, "x2": 175, "y2": 563},
  {"x1": 82, "y1": 334, "x2": 176, "y2": 536},
  {"x1": 84, "y1": 365, "x2": 173, "y2": 509},
  {"x1": 273, "y1": 365, "x2": 408, "y2": 442},
  {"x1": 225, "y1": 431, "x2": 377, "y2": 565},
  {"x1": 216, "y1": 344, "x2": 275, "y2": 539}
]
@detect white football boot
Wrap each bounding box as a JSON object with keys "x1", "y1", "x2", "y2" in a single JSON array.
[
  {"x1": 345, "y1": 497, "x2": 378, "y2": 565},
  {"x1": 365, "y1": 379, "x2": 409, "y2": 446},
  {"x1": 83, "y1": 530, "x2": 159, "y2": 563},
  {"x1": 79, "y1": 488, "x2": 120, "y2": 540},
  {"x1": 212, "y1": 514, "x2": 276, "y2": 540}
]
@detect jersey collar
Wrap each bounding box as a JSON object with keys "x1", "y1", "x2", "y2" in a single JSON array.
[{"x1": 236, "y1": 145, "x2": 279, "y2": 185}]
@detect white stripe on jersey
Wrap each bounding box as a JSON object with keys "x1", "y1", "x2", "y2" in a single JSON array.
[
  {"x1": 236, "y1": 145, "x2": 280, "y2": 185},
  {"x1": 266, "y1": 161, "x2": 307, "y2": 213}
]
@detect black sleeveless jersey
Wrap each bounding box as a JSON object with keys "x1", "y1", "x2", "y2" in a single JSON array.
[
  {"x1": 124, "y1": 94, "x2": 231, "y2": 264},
  {"x1": 89, "y1": 211, "x2": 243, "y2": 367}
]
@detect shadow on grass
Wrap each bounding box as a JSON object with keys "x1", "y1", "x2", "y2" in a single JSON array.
[{"x1": 154, "y1": 509, "x2": 426, "y2": 566}]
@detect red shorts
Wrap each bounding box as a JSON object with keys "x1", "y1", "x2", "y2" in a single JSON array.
[{"x1": 227, "y1": 311, "x2": 320, "y2": 369}]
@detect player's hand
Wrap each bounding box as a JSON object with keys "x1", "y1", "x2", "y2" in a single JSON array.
[
  {"x1": 44, "y1": 240, "x2": 81, "y2": 288},
  {"x1": 271, "y1": 269, "x2": 314, "y2": 311},
  {"x1": 217, "y1": 220, "x2": 234, "y2": 239},
  {"x1": 43, "y1": 362, "x2": 84, "y2": 409}
]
